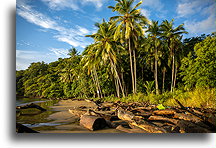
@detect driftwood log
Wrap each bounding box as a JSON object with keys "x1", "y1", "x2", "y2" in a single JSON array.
[
  {"x1": 68, "y1": 109, "x2": 86, "y2": 117},
  {"x1": 153, "y1": 109, "x2": 176, "y2": 115},
  {"x1": 174, "y1": 99, "x2": 216, "y2": 130},
  {"x1": 80, "y1": 115, "x2": 107, "y2": 131},
  {"x1": 130, "y1": 120, "x2": 167, "y2": 133},
  {"x1": 175, "y1": 120, "x2": 212, "y2": 133},
  {"x1": 174, "y1": 113, "x2": 201, "y2": 123},
  {"x1": 67, "y1": 99, "x2": 215, "y2": 133},
  {"x1": 16, "y1": 103, "x2": 46, "y2": 111},
  {"x1": 116, "y1": 125, "x2": 148, "y2": 133},
  {"x1": 148, "y1": 115, "x2": 179, "y2": 124}
]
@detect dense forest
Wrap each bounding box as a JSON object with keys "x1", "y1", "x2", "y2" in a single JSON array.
[{"x1": 16, "y1": 0, "x2": 216, "y2": 108}]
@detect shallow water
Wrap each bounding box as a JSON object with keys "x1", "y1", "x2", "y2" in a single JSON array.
[
  {"x1": 16, "y1": 98, "x2": 123, "y2": 133},
  {"x1": 16, "y1": 97, "x2": 59, "y2": 129}
]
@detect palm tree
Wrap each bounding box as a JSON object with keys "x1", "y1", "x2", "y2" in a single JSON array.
[
  {"x1": 84, "y1": 21, "x2": 126, "y2": 97},
  {"x1": 146, "y1": 20, "x2": 162, "y2": 94},
  {"x1": 81, "y1": 44, "x2": 103, "y2": 98},
  {"x1": 160, "y1": 19, "x2": 188, "y2": 92},
  {"x1": 108, "y1": 0, "x2": 149, "y2": 94}
]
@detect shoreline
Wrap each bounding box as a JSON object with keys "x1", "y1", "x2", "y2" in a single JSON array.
[
  {"x1": 17, "y1": 99, "x2": 216, "y2": 133},
  {"x1": 31, "y1": 99, "x2": 124, "y2": 133}
]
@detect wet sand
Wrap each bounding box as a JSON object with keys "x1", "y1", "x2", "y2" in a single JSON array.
[{"x1": 38, "y1": 100, "x2": 123, "y2": 133}]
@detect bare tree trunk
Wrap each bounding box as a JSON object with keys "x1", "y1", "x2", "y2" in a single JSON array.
[{"x1": 129, "y1": 38, "x2": 135, "y2": 94}]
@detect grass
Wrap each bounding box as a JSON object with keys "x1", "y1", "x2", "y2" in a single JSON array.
[{"x1": 91, "y1": 88, "x2": 215, "y2": 109}]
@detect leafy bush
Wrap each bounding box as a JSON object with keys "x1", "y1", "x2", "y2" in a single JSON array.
[{"x1": 180, "y1": 36, "x2": 216, "y2": 89}]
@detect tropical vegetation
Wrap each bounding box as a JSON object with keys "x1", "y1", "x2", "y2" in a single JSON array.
[{"x1": 16, "y1": 0, "x2": 215, "y2": 109}]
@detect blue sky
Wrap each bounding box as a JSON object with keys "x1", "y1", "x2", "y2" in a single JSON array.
[{"x1": 16, "y1": 0, "x2": 215, "y2": 70}]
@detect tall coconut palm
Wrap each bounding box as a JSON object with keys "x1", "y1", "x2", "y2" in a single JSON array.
[
  {"x1": 160, "y1": 19, "x2": 188, "y2": 92},
  {"x1": 108, "y1": 0, "x2": 149, "y2": 94},
  {"x1": 84, "y1": 20, "x2": 126, "y2": 97},
  {"x1": 146, "y1": 20, "x2": 162, "y2": 94},
  {"x1": 81, "y1": 44, "x2": 103, "y2": 98}
]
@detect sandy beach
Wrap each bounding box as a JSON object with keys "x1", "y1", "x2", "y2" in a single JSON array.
[{"x1": 38, "y1": 100, "x2": 123, "y2": 133}]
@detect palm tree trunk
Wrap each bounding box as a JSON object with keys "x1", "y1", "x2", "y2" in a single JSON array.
[
  {"x1": 173, "y1": 64, "x2": 177, "y2": 88},
  {"x1": 114, "y1": 77, "x2": 120, "y2": 97},
  {"x1": 109, "y1": 57, "x2": 125, "y2": 97},
  {"x1": 120, "y1": 72, "x2": 126, "y2": 96},
  {"x1": 129, "y1": 38, "x2": 135, "y2": 94},
  {"x1": 162, "y1": 68, "x2": 166, "y2": 93},
  {"x1": 171, "y1": 54, "x2": 175, "y2": 92},
  {"x1": 91, "y1": 71, "x2": 100, "y2": 98},
  {"x1": 155, "y1": 48, "x2": 159, "y2": 94},
  {"x1": 93, "y1": 68, "x2": 103, "y2": 98},
  {"x1": 133, "y1": 49, "x2": 137, "y2": 94}
]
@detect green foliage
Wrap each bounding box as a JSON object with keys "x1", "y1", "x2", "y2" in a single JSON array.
[
  {"x1": 164, "y1": 88, "x2": 215, "y2": 109},
  {"x1": 180, "y1": 36, "x2": 216, "y2": 89},
  {"x1": 16, "y1": 70, "x2": 25, "y2": 95},
  {"x1": 143, "y1": 81, "x2": 155, "y2": 95}
]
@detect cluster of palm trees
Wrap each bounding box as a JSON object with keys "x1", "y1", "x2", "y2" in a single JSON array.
[{"x1": 82, "y1": 0, "x2": 188, "y2": 97}]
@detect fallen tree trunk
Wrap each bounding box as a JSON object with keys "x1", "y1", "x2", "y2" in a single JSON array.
[
  {"x1": 176, "y1": 120, "x2": 212, "y2": 133},
  {"x1": 16, "y1": 103, "x2": 46, "y2": 111},
  {"x1": 207, "y1": 114, "x2": 216, "y2": 126},
  {"x1": 129, "y1": 120, "x2": 167, "y2": 133},
  {"x1": 153, "y1": 109, "x2": 176, "y2": 115},
  {"x1": 68, "y1": 109, "x2": 86, "y2": 117},
  {"x1": 174, "y1": 99, "x2": 216, "y2": 130},
  {"x1": 80, "y1": 115, "x2": 107, "y2": 131},
  {"x1": 116, "y1": 125, "x2": 148, "y2": 133},
  {"x1": 148, "y1": 115, "x2": 179, "y2": 124},
  {"x1": 174, "y1": 113, "x2": 201, "y2": 123}
]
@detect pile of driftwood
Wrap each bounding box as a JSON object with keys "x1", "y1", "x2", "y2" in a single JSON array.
[{"x1": 68, "y1": 99, "x2": 216, "y2": 133}]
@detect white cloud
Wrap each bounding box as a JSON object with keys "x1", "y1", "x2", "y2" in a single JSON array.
[
  {"x1": 77, "y1": 26, "x2": 90, "y2": 34},
  {"x1": 141, "y1": 0, "x2": 164, "y2": 12},
  {"x1": 16, "y1": 1, "x2": 95, "y2": 70},
  {"x1": 53, "y1": 25, "x2": 91, "y2": 48},
  {"x1": 81, "y1": 0, "x2": 103, "y2": 9},
  {"x1": 140, "y1": 9, "x2": 150, "y2": 20},
  {"x1": 184, "y1": 14, "x2": 216, "y2": 34},
  {"x1": 16, "y1": 49, "x2": 70, "y2": 70},
  {"x1": 41, "y1": 0, "x2": 79, "y2": 10},
  {"x1": 41, "y1": 0, "x2": 103, "y2": 11},
  {"x1": 138, "y1": 0, "x2": 166, "y2": 19},
  {"x1": 176, "y1": 0, "x2": 214, "y2": 18},
  {"x1": 176, "y1": 0, "x2": 216, "y2": 35},
  {"x1": 48, "y1": 48, "x2": 69, "y2": 57},
  {"x1": 17, "y1": 1, "x2": 92, "y2": 48},
  {"x1": 17, "y1": 4, "x2": 57, "y2": 29},
  {"x1": 16, "y1": 50, "x2": 49, "y2": 70}
]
